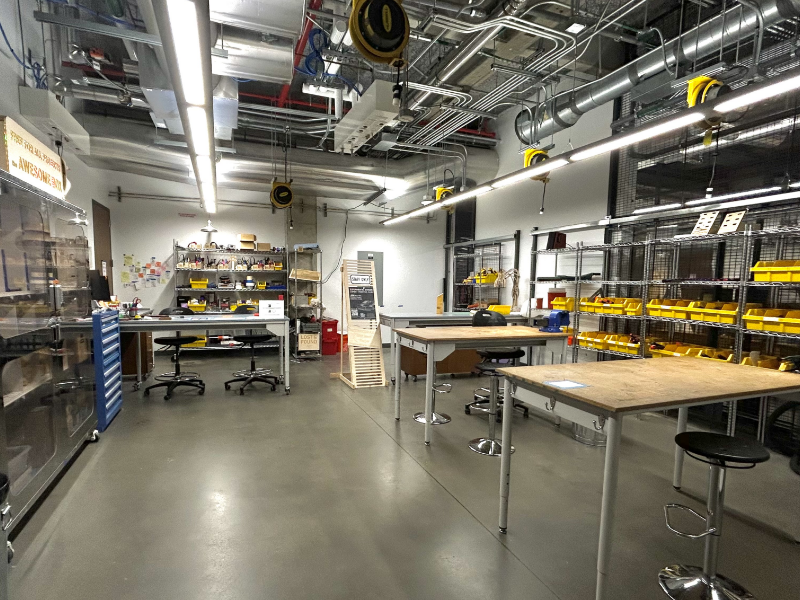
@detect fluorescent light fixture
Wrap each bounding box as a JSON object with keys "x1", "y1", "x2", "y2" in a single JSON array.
[
  {"x1": 166, "y1": 0, "x2": 205, "y2": 106},
  {"x1": 566, "y1": 23, "x2": 586, "y2": 34},
  {"x1": 492, "y1": 158, "x2": 569, "y2": 188},
  {"x1": 570, "y1": 112, "x2": 704, "y2": 161},
  {"x1": 186, "y1": 106, "x2": 211, "y2": 156},
  {"x1": 195, "y1": 155, "x2": 213, "y2": 183},
  {"x1": 685, "y1": 186, "x2": 781, "y2": 206},
  {"x1": 383, "y1": 185, "x2": 491, "y2": 225},
  {"x1": 631, "y1": 203, "x2": 682, "y2": 215},
  {"x1": 441, "y1": 185, "x2": 492, "y2": 205},
  {"x1": 200, "y1": 181, "x2": 216, "y2": 213},
  {"x1": 715, "y1": 73, "x2": 800, "y2": 113}
]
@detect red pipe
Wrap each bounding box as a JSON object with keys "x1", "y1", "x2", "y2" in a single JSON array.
[
  {"x1": 239, "y1": 92, "x2": 330, "y2": 112},
  {"x1": 278, "y1": 0, "x2": 323, "y2": 108}
]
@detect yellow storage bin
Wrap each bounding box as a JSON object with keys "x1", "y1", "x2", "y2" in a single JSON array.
[
  {"x1": 647, "y1": 299, "x2": 677, "y2": 317},
  {"x1": 650, "y1": 343, "x2": 711, "y2": 358},
  {"x1": 550, "y1": 297, "x2": 574, "y2": 312},
  {"x1": 181, "y1": 335, "x2": 207, "y2": 348},
  {"x1": 577, "y1": 331, "x2": 612, "y2": 350},
  {"x1": 608, "y1": 334, "x2": 650, "y2": 356},
  {"x1": 190, "y1": 278, "x2": 209, "y2": 289},
  {"x1": 741, "y1": 354, "x2": 781, "y2": 369},
  {"x1": 187, "y1": 301, "x2": 206, "y2": 312},
  {"x1": 580, "y1": 297, "x2": 603, "y2": 313},
  {"x1": 257, "y1": 281, "x2": 267, "y2": 290},
  {"x1": 488, "y1": 304, "x2": 512, "y2": 315},
  {"x1": 598, "y1": 298, "x2": 634, "y2": 315},
  {"x1": 473, "y1": 270, "x2": 499, "y2": 284},
  {"x1": 692, "y1": 348, "x2": 736, "y2": 362},
  {"x1": 667, "y1": 300, "x2": 692, "y2": 319},
  {"x1": 743, "y1": 308, "x2": 800, "y2": 333},
  {"x1": 750, "y1": 260, "x2": 800, "y2": 282},
  {"x1": 624, "y1": 301, "x2": 643, "y2": 316}
]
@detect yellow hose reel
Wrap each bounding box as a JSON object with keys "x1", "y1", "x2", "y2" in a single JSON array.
[
  {"x1": 688, "y1": 76, "x2": 729, "y2": 130},
  {"x1": 349, "y1": 0, "x2": 409, "y2": 67},
  {"x1": 523, "y1": 149, "x2": 551, "y2": 182},
  {"x1": 435, "y1": 186, "x2": 454, "y2": 202},
  {"x1": 271, "y1": 181, "x2": 294, "y2": 209}
]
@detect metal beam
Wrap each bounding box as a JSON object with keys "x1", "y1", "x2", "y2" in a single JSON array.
[{"x1": 33, "y1": 11, "x2": 228, "y2": 58}]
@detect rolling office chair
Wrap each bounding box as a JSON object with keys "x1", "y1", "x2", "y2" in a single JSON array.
[
  {"x1": 144, "y1": 307, "x2": 205, "y2": 400},
  {"x1": 465, "y1": 309, "x2": 526, "y2": 456},
  {"x1": 224, "y1": 305, "x2": 280, "y2": 395},
  {"x1": 659, "y1": 432, "x2": 770, "y2": 600}
]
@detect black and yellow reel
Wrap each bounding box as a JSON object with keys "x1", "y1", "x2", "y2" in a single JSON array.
[
  {"x1": 435, "y1": 186, "x2": 454, "y2": 202},
  {"x1": 271, "y1": 181, "x2": 294, "y2": 209},
  {"x1": 348, "y1": 0, "x2": 409, "y2": 67},
  {"x1": 688, "y1": 76, "x2": 730, "y2": 131},
  {"x1": 523, "y1": 149, "x2": 551, "y2": 182}
]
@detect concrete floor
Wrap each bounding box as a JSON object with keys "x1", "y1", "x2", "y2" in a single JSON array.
[{"x1": 9, "y1": 352, "x2": 800, "y2": 600}]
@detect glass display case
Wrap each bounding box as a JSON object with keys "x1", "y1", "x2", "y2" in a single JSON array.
[{"x1": 0, "y1": 167, "x2": 94, "y2": 590}]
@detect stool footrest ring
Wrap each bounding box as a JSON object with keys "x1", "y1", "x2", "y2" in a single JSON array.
[
  {"x1": 664, "y1": 504, "x2": 716, "y2": 539},
  {"x1": 432, "y1": 383, "x2": 452, "y2": 394}
]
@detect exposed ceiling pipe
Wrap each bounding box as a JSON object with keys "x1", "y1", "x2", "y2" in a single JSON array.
[
  {"x1": 61, "y1": 84, "x2": 151, "y2": 109},
  {"x1": 132, "y1": 0, "x2": 171, "y2": 77},
  {"x1": 515, "y1": 0, "x2": 800, "y2": 145}
]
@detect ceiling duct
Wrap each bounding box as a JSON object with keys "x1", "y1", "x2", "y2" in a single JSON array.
[
  {"x1": 208, "y1": 0, "x2": 305, "y2": 38},
  {"x1": 210, "y1": 23, "x2": 295, "y2": 84},
  {"x1": 515, "y1": 0, "x2": 800, "y2": 145}
]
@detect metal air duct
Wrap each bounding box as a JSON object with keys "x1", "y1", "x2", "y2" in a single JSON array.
[{"x1": 515, "y1": 0, "x2": 800, "y2": 145}]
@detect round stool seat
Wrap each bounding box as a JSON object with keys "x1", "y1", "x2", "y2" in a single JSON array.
[
  {"x1": 155, "y1": 336, "x2": 198, "y2": 347},
  {"x1": 476, "y1": 363, "x2": 504, "y2": 374},
  {"x1": 234, "y1": 334, "x2": 274, "y2": 344},
  {"x1": 676, "y1": 432, "x2": 770, "y2": 465},
  {"x1": 478, "y1": 348, "x2": 525, "y2": 360}
]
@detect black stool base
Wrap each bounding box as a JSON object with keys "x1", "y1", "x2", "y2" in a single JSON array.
[
  {"x1": 225, "y1": 373, "x2": 279, "y2": 394},
  {"x1": 144, "y1": 378, "x2": 205, "y2": 401},
  {"x1": 659, "y1": 565, "x2": 754, "y2": 600}
]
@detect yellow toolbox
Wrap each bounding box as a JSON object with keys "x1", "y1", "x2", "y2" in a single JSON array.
[
  {"x1": 750, "y1": 260, "x2": 800, "y2": 282},
  {"x1": 550, "y1": 297, "x2": 575, "y2": 312},
  {"x1": 742, "y1": 308, "x2": 800, "y2": 333},
  {"x1": 181, "y1": 335, "x2": 207, "y2": 348},
  {"x1": 190, "y1": 278, "x2": 209, "y2": 289}
]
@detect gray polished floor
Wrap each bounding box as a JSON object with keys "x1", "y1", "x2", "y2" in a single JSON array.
[{"x1": 10, "y1": 353, "x2": 800, "y2": 600}]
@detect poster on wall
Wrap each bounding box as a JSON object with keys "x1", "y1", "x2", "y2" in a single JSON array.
[
  {"x1": 348, "y1": 286, "x2": 376, "y2": 320},
  {"x1": 0, "y1": 117, "x2": 65, "y2": 199}
]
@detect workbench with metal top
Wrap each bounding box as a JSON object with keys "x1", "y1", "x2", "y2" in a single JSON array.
[
  {"x1": 392, "y1": 325, "x2": 568, "y2": 445},
  {"x1": 495, "y1": 358, "x2": 800, "y2": 600},
  {"x1": 379, "y1": 311, "x2": 529, "y2": 384}
]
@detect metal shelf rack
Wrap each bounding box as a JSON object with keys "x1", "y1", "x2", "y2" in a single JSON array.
[{"x1": 290, "y1": 246, "x2": 323, "y2": 359}]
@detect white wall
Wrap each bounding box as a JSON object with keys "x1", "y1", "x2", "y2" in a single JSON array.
[
  {"x1": 318, "y1": 210, "x2": 446, "y2": 340},
  {"x1": 474, "y1": 103, "x2": 614, "y2": 311},
  {"x1": 0, "y1": 2, "x2": 110, "y2": 263}
]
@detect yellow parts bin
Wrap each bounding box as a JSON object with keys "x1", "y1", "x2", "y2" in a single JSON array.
[
  {"x1": 190, "y1": 278, "x2": 209, "y2": 289},
  {"x1": 256, "y1": 281, "x2": 267, "y2": 290},
  {"x1": 650, "y1": 343, "x2": 710, "y2": 358},
  {"x1": 580, "y1": 297, "x2": 640, "y2": 314},
  {"x1": 577, "y1": 331, "x2": 612, "y2": 350},
  {"x1": 181, "y1": 335, "x2": 207, "y2": 348},
  {"x1": 187, "y1": 300, "x2": 206, "y2": 312},
  {"x1": 647, "y1": 299, "x2": 692, "y2": 319},
  {"x1": 550, "y1": 297, "x2": 575, "y2": 312},
  {"x1": 741, "y1": 354, "x2": 781, "y2": 369},
  {"x1": 606, "y1": 334, "x2": 649, "y2": 356},
  {"x1": 750, "y1": 260, "x2": 800, "y2": 282},
  {"x1": 488, "y1": 304, "x2": 511, "y2": 315},
  {"x1": 473, "y1": 269, "x2": 499, "y2": 284},
  {"x1": 687, "y1": 301, "x2": 761, "y2": 324},
  {"x1": 742, "y1": 308, "x2": 800, "y2": 333}
]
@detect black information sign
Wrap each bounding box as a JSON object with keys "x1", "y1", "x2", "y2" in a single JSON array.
[{"x1": 349, "y1": 286, "x2": 376, "y2": 320}]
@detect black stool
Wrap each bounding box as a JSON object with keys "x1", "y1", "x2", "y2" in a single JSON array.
[
  {"x1": 465, "y1": 348, "x2": 529, "y2": 418},
  {"x1": 225, "y1": 334, "x2": 279, "y2": 394},
  {"x1": 468, "y1": 362, "x2": 515, "y2": 456},
  {"x1": 144, "y1": 336, "x2": 205, "y2": 400},
  {"x1": 659, "y1": 432, "x2": 770, "y2": 600}
]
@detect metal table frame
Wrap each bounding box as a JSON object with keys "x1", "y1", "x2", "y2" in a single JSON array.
[
  {"x1": 392, "y1": 329, "x2": 568, "y2": 445},
  {"x1": 497, "y1": 373, "x2": 800, "y2": 600},
  {"x1": 379, "y1": 312, "x2": 530, "y2": 384},
  {"x1": 119, "y1": 316, "x2": 291, "y2": 394}
]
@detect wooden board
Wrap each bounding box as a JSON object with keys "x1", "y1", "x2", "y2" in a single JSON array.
[
  {"x1": 497, "y1": 357, "x2": 800, "y2": 414},
  {"x1": 393, "y1": 326, "x2": 567, "y2": 343}
]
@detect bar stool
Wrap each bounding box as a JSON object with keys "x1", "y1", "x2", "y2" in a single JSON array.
[
  {"x1": 465, "y1": 348, "x2": 529, "y2": 418},
  {"x1": 659, "y1": 432, "x2": 770, "y2": 600},
  {"x1": 224, "y1": 304, "x2": 280, "y2": 395},
  {"x1": 144, "y1": 307, "x2": 205, "y2": 401},
  {"x1": 468, "y1": 362, "x2": 514, "y2": 456}
]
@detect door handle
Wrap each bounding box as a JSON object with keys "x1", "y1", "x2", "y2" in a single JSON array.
[{"x1": 1, "y1": 505, "x2": 12, "y2": 531}]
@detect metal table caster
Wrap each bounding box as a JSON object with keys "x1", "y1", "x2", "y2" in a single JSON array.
[
  {"x1": 7, "y1": 541, "x2": 13, "y2": 563},
  {"x1": 133, "y1": 382, "x2": 141, "y2": 391},
  {"x1": 285, "y1": 387, "x2": 291, "y2": 395},
  {"x1": 87, "y1": 429, "x2": 100, "y2": 443}
]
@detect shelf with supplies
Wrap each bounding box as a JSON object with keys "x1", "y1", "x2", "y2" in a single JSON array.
[
  {"x1": 290, "y1": 246, "x2": 323, "y2": 359},
  {"x1": 176, "y1": 246, "x2": 286, "y2": 255},
  {"x1": 176, "y1": 288, "x2": 287, "y2": 293},
  {"x1": 175, "y1": 268, "x2": 287, "y2": 273}
]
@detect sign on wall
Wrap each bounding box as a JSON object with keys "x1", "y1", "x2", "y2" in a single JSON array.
[{"x1": 0, "y1": 117, "x2": 65, "y2": 199}]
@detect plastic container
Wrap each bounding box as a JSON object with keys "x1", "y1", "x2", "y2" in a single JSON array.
[
  {"x1": 579, "y1": 297, "x2": 602, "y2": 313},
  {"x1": 577, "y1": 331, "x2": 611, "y2": 350},
  {"x1": 190, "y1": 278, "x2": 209, "y2": 289},
  {"x1": 647, "y1": 299, "x2": 677, "y2": 317},
  {"x1": 181, "y1": 336, "x2": 207, "y2": 348},
  {"x1": 488, "y1": 304, "x2": 512, "y2": 315},
  {"x1": 475, "y1": 272, "x2": 499, "y2": 284},
  {"x1": 599, "y1": 297, "x2": 636, "y2": 315},
  {"x1": 624, "y1": 301, "x2": 642, "y2": 316},
  {"x1": 549, "y1": 297, "x2": 574, "y2": 312},
  {"x1": 650, "y1": 343, "x2": 710, "y2": 358},
  {"x1": 742, "y1": 308, "x2": 800, "y2": 333},
  {"x1": 322, "y1": 339, "x2": 339, "y2": 355},
  {"x1": 548, "y1": 288, "x2": 566, "y2": 309},
  {"x1": 321, "y1": 319, "x2": 339, "y2": 341},
  {"x1": 187, "y1": 301, "x2": 206, "y2": 312},
  {"x1": 750, "y1": 260, "x2": 800, "y2": 282}
]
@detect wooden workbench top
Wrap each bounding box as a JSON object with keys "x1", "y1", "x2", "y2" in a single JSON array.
[
  {"x1": 392, "y1": 326, "x2": 568, "y2": 343},
  {"x1": 497, "y1": 358, "x2": 800, "y2": 414}
]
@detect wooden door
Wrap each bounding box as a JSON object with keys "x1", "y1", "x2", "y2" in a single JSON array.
[{"x1": 91, "y1": 200, "x2": 113, "y2": 293}]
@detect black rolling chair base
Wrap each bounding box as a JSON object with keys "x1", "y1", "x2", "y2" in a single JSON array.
[
  {"x1": 147, "y1": 332, "x2": 205, "y2": 401},
  {"x1": 225, "y1": 334, "x2": 279, "y2": 395},
  {"x1": 145, "y1": 379, "x2": 205, "y2": 401},
  {"x1": 225, "y1": 372, "x2": 279, "y2": 394},
  {"x1": 659, "y1": 565, "x2": 754, "y2": 600}
]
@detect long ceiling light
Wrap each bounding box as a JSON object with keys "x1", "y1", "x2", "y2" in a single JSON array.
[
  {"x1": 631, "y1": 203, "x2": 683, "y2": 215},
  {"x1": 492, "y1": 159, "x2": 569, "y2": 188},
  {"x1": 715, "y1": 73, "x2": 800, "y2": 113},
  {"x1": 685, "y1": 186, "x2": 782, "y2": 206},
  {"x1": 158, "y1": 0, "x2": 216, "y2": 214},
  {"x1": 570, "y1": 112, "x2": 705, "y2": 161}
]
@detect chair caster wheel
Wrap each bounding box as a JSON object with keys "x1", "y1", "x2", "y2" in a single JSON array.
[
  {"x1": 225, "y1": 383, "x2": 230, "y2": 390},
  {"x1": 144, "y1": 389, "x2": 150, "y2": 396},
  {"x1": 285, "y1": 387, "x2": 291, "y2": 395},
  {"x1": 271, "y1": 386, "x2": 276, "y2": 392},
  {"x1": 499, "y1": 527, "x2": 507, "y2": 535},
  {"x1": 239, "y1": 388, "x2": 245, "y2": 396},
  {"x1": 450, "y1": 373, "x2": 455, "y2": 378},
  {"x1": 464, "y1": 407, "x2": 471, "y2": 415},
  {"x1": 413, "y1": 375, "x2": 418, "y2": 382},
  {"x1": 199, "y1": 388, "x2": 205, "y2": 395},
  {"x1": 164, "y1": 395, "x2": 171, "y2": 401},
  {"x1": 87, "y1": 429, "x2": 100, "y2": 443}
]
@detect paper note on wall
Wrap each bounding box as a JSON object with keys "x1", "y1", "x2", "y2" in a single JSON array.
[
  {"x1": 123, "y1": 255, "x2": 133, "y2": 267},
  {"x1": 120, "y1": 271, "x2": 130, "y2": 283}
]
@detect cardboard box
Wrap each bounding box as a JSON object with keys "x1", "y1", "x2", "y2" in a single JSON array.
[
  {"x1": 239, "y1": 241, "x2": 256, "y2": 250},
  {"x1": 256, "y1": 242, "x2": 271, "y2": 251},
  {"x1": 290, "y1": 268, "x2": 321, "y2": 281},
  {"x1": 238, "y1": 233, "x2": 257, "y2": 242}
]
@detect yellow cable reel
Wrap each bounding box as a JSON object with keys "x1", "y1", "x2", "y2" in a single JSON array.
[
  {"x1": 349, "y1": 0, "x2": 409, "y2": 67},
  {"x1": 687, "y1": 76, "x2": 729, "y2": 133},
  {"x1": 271, "y1": 181, "x2": 294, "y2": 209},
  {"x1": 434, "y1": 186, "x2": 455, "y2": 213},
  {"x1": 523, "y1": 149, "x2": 551, "y2": 182}
]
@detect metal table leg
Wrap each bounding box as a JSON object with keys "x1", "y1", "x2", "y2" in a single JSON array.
[
  {"x1": 595, "y1": 415, "x2": 623, "y2": 600},
  {"x1": 390, "y1": 329, "x2": 397, "y2": 385},
  {"x1": 394, "y1": 338, "x2": 402, "y2": 420},
  {"x1": 424, "y1": 346, "x2": 435, "y2": 445},
  {"x1": 282, "y1": 321, "x2": 290, "y2": 394},
  {"x1": 499, "y1": 378, "x2": 514, "y2": 533},
  {"x1": 673, "y1": 407, "x2": 688, "y2": 489},
  {"x1": 135, "y1": 332, "x2": 142, "y2": 391}
]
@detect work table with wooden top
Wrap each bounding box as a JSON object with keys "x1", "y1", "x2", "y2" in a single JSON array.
[
  {"x1": 392, "y1": 325, "x2": 569, "y2": 445},
  {"x1": 495, "y1": 357, "x2": 800, "y2": 600}
]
